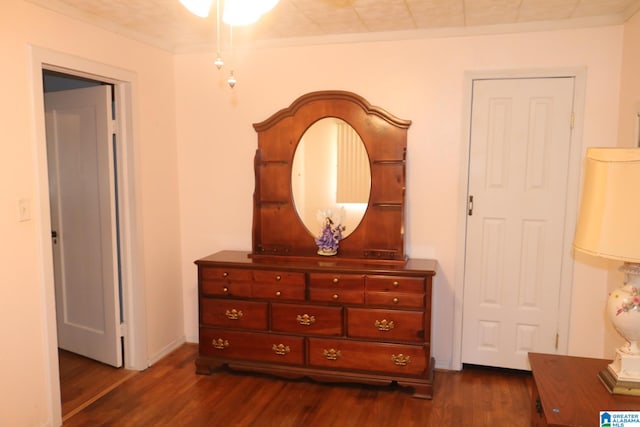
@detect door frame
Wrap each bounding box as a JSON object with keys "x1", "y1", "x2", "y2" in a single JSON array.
[
  {"x1": 451, "y1": 67, "x2": 587, "y2": 370},
  {"x1": 30, "y1": 46, "x2": 148, "y2": 425}
]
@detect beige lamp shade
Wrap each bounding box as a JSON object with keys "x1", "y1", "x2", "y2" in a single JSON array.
[{"x1": 574, "y1": 148, "x2": 640, "y2": 262}]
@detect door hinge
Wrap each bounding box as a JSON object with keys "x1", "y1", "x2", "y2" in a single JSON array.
[
  {"x1": 555, "y1": 333, "x2": 559, "y2": 350},
  {"x1": 468, "y1": 195, "x2": 474, "y2": 216},
  {"x1": 570, "y1": 112, "x2": 575, "y2": 129},
  {"x1": 110, "y1": 119, "x2": 118, "y2": 135}
]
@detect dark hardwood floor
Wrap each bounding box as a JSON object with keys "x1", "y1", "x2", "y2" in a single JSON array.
[
  {"x1": 63, "y1": 344, "x2": 533, "y2": 426},
  {"x1": 59, "y1": 349, "x2": 136, "y2": 421}
]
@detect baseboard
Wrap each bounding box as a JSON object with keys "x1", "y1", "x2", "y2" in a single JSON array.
[{"x1": 147, "y1": 337, "x2": 186, "y2": 366}]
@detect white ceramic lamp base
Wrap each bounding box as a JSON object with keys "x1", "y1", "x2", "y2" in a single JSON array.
[
  {"x1": 600, "y1": 263, "x2": 640, "y2": 395},
  {"x1": 600, "y1": 349, "x2": 640, "y2": 395}
]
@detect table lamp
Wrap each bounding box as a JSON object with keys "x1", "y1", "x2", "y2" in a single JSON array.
[{"x1": 574, "y1": 147, "x2": 640, "y2": 395}]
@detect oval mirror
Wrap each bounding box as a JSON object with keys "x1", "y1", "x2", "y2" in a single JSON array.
[{"x1": 291, "y1": 118, "x2": 371, "y2": 238}]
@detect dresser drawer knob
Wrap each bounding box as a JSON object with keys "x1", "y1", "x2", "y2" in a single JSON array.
[
  {"x1": 332, "y1": 294, "x2": 339, "y2": 300},
  {"x1": 272, "y1": 344, "x2": 290, "y2": 356},
  {"x1": 275, "y1": 275, "x2": 282, "y2": 281},
  {"x1": 222, "y1": 286, "x2": 229, "y2": 293},
  {"x1": 212, "y1": 338, "x2": 229, "y2": 350},
  {"x1": 323, "y1": 348, "x2": 341, "y2": 361},
  {"x1": 225, "y1": 309, "x2": 243, "y2": 320},
  {"x1": 275, "y1": 291, "x2": 282, "y2": 297},
  {"x1": 393, "y1": 281, "x2": 400, "y2": 288},
  {"x1": 222, "y1": 272, "x2": 229, "y2": 278},
  {"x1": 375, "y1": 319, "x2": 395, "y2": 331},
  {"x1": 391, "y1": 353, "x2": 411, "y2": 366},
  {"x1": 392, "y1": 297, "x2": 399, "y2": 304},
  {"x1": 296, "y1": 314, "x2": 316, "y2": 326},
  {"x1": 332, "y1": 277, "x2": 339, "y2": 284}
]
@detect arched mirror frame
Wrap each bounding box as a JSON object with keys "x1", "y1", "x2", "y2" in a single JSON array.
[{"x1": 251, "y1": 90, "x2": 411, "y2": 263}]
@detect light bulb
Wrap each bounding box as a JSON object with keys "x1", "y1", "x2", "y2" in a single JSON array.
[
  {"x1": 180, "y1": 0, "x2": 213, "y2": 18},
  {"x1": 223, "y1": 0, "x2": 280, "y2": 26},
  {"x1": 228, "y1": 71, "x2": 237, "y2": 88}
]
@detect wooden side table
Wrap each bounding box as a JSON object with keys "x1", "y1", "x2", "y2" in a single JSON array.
[{"x1": 529, "y1": 352, "x2": 640, "y2": 426}]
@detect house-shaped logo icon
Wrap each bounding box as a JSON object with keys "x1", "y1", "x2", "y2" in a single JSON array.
[{"x1": 601, "y1": 412, "x2": 611, "y2": 427}]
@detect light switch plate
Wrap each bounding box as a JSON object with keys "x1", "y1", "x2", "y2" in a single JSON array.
[{"x1": 18, "y1": 198, "x2": 31, "y2": 222}]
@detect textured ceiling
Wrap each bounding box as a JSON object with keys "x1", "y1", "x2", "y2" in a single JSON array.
[{"x1": 25, "y1": 0, "x2": 640, "y2": 53}]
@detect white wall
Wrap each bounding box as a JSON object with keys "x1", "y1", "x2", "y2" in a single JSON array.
[
  {"x1": 2, "y1": 1, "x2": 634, "y2": 424},
  {"x1": 176, "y1": 25, "x2": 624, "y2": 368},
  {"x1": 619, "y1": 10, "x2": 640, "y2": 145},
  {"x1": 1, "y1": 1, "x2": 184, "y2": 425}
]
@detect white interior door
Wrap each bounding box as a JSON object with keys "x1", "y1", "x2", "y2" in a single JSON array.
[
  {"x1": 45, "y1": 85, "x2": 122, "y2": 367},
  {"x1": 462, "y1": 77, "x2": 575, "y2": 370}
]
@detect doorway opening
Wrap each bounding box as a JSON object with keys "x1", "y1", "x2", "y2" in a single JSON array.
[
  {"x1": 43, "y1": 70, "x2": 132, "y2": 420},
  {"x1": 31, "y1": 46, "x2": 147, "y2": 426}
]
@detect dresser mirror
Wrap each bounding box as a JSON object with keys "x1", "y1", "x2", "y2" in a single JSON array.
[
  {"x1": 252, "y1": 90, "x2": 411, "y2": 263},
  {"x1": 291, "y1": 117, "x2": 370, "y2": 238}
]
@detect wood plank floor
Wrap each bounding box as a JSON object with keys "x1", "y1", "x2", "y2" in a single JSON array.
[
  {"x1": 59, "y1": 349, "x2": 136, "y2": 421},
  {"x1": 63, "y1": 344, "x2": 533, "y2": 426}
]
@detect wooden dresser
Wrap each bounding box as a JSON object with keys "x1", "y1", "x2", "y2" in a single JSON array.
[{"x1": 196, "y1": 250, "x2": 436, "y2": 398}]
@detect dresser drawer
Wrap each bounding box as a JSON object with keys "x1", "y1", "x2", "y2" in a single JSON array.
[
  {"x1": 200, "y1": 267, "x2": 252, "y2": 298},
  {"x1": 309, "y1": 273, "x2": 364, "y2": 289},
  {"x1": 253, "y1": 270, "x2": 305, "y2": 286},
  {"x1": 308, "y1": 338, "x2": 427, "y2": 376},
  {"x1": 201, "y1": 280, "x2": 252, "y2": 298},
  {"x1": 366, "y1": 275, "x2": 424, "y2": 293},
  {"x1": 252, "y1": 282, "x2": 305, "y2": 301},
  {"x1": 199, "y1": 329, "x2": 304, "y2": 365},
  {"x1": 309, "y1": 288, "x2": 364, "y2": 305},
  {"x1": 252, "y1": 270, "x2": 305, "y2": 300},
  {"x1": 200, "y1": 298, "x2": 268, "y2": 330},
  {"x1": 346, "y1": 308, "x2": 424, "y2": 342},
  {"x1": 366, "y1": 291, "x2": 424, "y2": 308},
  {"x1": 271, "y1": 303, "x2": 343, "y2": 336},
  {"x1": 201, "y1": 267, "x2": 252, "y2": 282}
]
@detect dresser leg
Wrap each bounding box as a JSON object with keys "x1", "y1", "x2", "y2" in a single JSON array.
[
  {"x1": 195, "y1": 357, "x2": 223, "y2": 375},
  {"x1": 409, "y1": 383, "x2": 433, "y2": 399}
]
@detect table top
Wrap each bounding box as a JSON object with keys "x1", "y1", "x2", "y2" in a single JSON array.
[
  {"x1": 195, "y1": 250, "x2": 437, "y2": 275},
  {"x1": 529, "y1": 352, "x2": 640, "y2": 426}
]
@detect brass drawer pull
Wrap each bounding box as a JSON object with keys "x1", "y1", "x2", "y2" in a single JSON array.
[
  {"x1": 332, "y1": 277, "x2": 339, "y2": 284},
  {"x1": 225, "y1": 309, "x2": 243, "y2": 320},
  {"x1": 222, "y1": 272, "x2": 229, "y2": 278},
  {"x1": 275, "y1": 275, "x2": 282, "y2": 281},
  {"x1": 393, "y1": 280, "x2": 400, "y2": 288},
  {"x1": 375, "y1": 319, "x2": 395, "y2": 331},
  {"x1": 275, "y1": 291, "x2": 282, "y2": 297},
  {"x1": 391, "y1": 354, "x2": 411, "y2": 366},
  {"x1": 323, "y1": 348, "x2": 341, "y2": 361},
  {"x1": 392, "y1": 297, "x2": 399, "y2": 304},
  {"x1": 296, "y1": 314, "x2": 316, "y2": 326},
  {"x1": 212, "y1": 338, "x2": 229, "y2": 350},
  {"x1": 272, "y1": 344, "x2": 290, "y2": 355},
  {"x1": 222, "y1": 286, "x2": 229, "y2": 293},
  {"x1": 332, "y1": 294, "x2": 339, "y2": 300}
]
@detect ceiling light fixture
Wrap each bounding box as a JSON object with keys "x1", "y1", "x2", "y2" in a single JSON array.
[
  {"x1": 227, "y1": 25, "x2": 236, "y2": 88},
  {"x1": 223, "y1": 0, "x2": 280, "y2": 26},
  {"x1": 214, "y1": 0, "x2": 224, "y2": 69},
  {"x1": 179, "y1": 0, "x2": 213, "y2": 18},
  {"x1": 180, "y1": 0, "x2": 280, "y2": 88}
]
